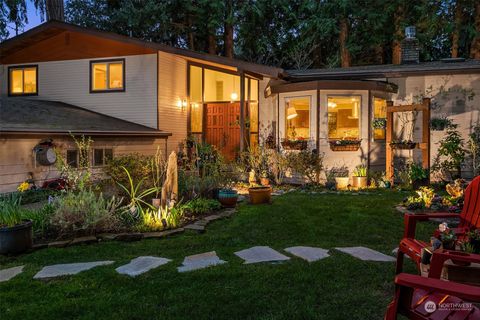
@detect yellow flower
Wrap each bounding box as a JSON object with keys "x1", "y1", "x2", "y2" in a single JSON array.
[{"x1": 17, "y1": 182, "x2": 29, "y2": 192}]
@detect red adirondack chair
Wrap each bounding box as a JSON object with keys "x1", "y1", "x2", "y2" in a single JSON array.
[
  {"x1": 396, "y1": 175, "x2": 480, "y2": 274},
  {"x1": 384, "y1": 273, "x2": 480, "y2": 320}
]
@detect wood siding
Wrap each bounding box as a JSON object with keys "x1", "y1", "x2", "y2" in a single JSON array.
[
  {"x1": 0, "y1": 54, "x2": 158, "y2": 128},
  {"x1": 157, "y1": 51, "x2": 188, "y2": 154},
  {"x1": 0, "y1": 135, "x2": 167, "y2": 193}
]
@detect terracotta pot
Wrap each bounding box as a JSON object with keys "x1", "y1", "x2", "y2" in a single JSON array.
[
  {"x1": 352, "y1": 176, "x2": 367, "y2": 188},
  {"x1": 335, "y1": 177, "x2": 350, "y2": 190},
  {"x1": 248, "y1": 186, "x2": 272, "y2": 205},
  {"x1": 260, "y1": 177, "x2": 270, "y2": 186},
  {"x1": 218, "y1": 189, "x2": 238, "y2": 208}
]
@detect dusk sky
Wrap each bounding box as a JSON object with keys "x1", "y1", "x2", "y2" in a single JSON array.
[{"x1": 7, "y1": 1, "x2": 43, "y2": 38}]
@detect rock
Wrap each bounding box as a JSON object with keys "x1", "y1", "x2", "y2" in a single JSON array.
[
  {"x1": 177, "y1": 251, "x2": 227, "y2": 272},
  {"x1": 234, "y1": 246, "x2": 290, "y2": 264},
  {"x1": 204, "y1": 215, "x2": 222, "y2": 222},
  {"x1": 97, "y1": 233, "x2": 118, "y2": 241},
  {"x1": 48, "y1": 240, "x2": 71, "y2": 248},
  {"x1": 116, "y1": 256, "x2": 171, "y2": 277},
  {"x1": 70, "y1": 236, "x2": 98, "y2": 246},
  {"x1": 32, "y1": 243, "x2": 48, "y2": 250},
  {"x1": 195, "y1": 220, "x2": 209, "y2": 227},
  {"x1": 33, "y1": 261, "x2": 114, "y2": 279},
  {"x1": 115, "y1": 233, "x2": 143, "y2": 242},
  {"x1": 143, "y1": 228, "x2": 184, "y2": 239},
  {"x1": 0, "y1": 266, "x2": 24, "y2": 282},
  {"x1": 335, "y1": 247, "x2": 396, "y2": 262},
  {"x1": 184, "y1": 224, "x2": 205, "y2": 232},
  {"x1": 284, "y1": 246, "x2": 330, "y2": 262}
]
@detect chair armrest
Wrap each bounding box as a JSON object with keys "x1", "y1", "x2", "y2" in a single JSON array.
[
  {"x1": 396, "y1": 273, "x2": 480, "y2": 302},
  {"x1": 403, "y1": 212, "x2": 460, "y2": 238}
]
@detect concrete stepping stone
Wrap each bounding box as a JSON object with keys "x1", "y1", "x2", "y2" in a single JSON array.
[
  {"x1": 335, "y1": 247, "x2": 395, "y2": 262},
  {"x1": 116, "y1": 256, "x2": 171, "y2": 277},
  {"x1": 177, "y1": 251, "x2": 226, "y2": 272},
  {"x1": 0, "y1": 265, "x2": 24, "y2": 282},
  {"x1": 234, "y1": 246, "x2": 290, "y2": 264},
  {"x1": 34, "y1": 261, "x2": 114, "y2": 279},
  {"x1": 284, "y1": 246, "x2": 330, "y2": 262}
]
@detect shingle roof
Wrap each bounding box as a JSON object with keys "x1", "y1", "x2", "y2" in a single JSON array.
[
  {"x1": 284, "y1": 59, "x2": 480, "y2": 81},
  {"x1": 0, "y1": 98, "x2": 171, "y2": 136}
]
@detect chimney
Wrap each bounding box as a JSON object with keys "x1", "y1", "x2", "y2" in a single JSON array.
[{"x1": 401, "y1": 26, "x2": 420, "y2": 64}]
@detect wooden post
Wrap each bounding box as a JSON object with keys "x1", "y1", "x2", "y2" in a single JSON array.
[{"x1": 386, "y1": 101, "x2": 394, "y2": 185}]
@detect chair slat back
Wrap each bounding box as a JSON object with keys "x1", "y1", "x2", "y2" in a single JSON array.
[{"x1": 460, "y1": 176, "x2": 480, "y2": 228}]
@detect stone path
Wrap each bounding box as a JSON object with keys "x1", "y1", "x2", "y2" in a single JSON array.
[
  {"x1": 0, "y1": 245, "x2": 399, "y2": 283},
  {"x1": 0, "y1": 265, "x2": 24, "y2": 282},
  {"x1": 34, "y1": 261, "x2": 114, "y2": 279},
  {"x1": 335, "y1": 247, "x2": 396, "y2": 262},
  {"x1": 284, "y1": 246, "x2": 330, "y2": 262},
  {"x1": 116, "y1": 256, "x2": 171, "y2": 277},
  {"x1": 234, "y1": 246, "x2": 290, "y2": 264},
  {"x1": 178, "y1": 251, "x2": 227, "y2": 272}
]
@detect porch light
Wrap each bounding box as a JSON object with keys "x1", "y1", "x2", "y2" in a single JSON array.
[
  {"x1": 286, "y1": 102, "x2": 298, "y2": 120},
  {"x1": 230, "y1": 92, "x2": 238, "y2": 101},
  {"x1": 177, "y1": 99, "x2": 187, "y2": 110}
]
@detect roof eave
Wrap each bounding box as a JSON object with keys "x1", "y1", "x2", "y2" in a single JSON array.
[{"x1": 0, "y1": 128, "x2": 172, "y2": 137}]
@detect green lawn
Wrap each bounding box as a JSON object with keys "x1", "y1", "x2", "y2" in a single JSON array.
[{"x1": 0, "y1": 191, "x2": 432, "y2": 320}]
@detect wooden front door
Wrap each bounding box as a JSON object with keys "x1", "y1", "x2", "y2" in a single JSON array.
[{"x1": 205, "y1": 102, "x2": 240, "y2": 160}]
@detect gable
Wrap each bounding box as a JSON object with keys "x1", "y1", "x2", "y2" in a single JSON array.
[{"x1": 1, "y1": 30, "x2": 156, "y2": 64}]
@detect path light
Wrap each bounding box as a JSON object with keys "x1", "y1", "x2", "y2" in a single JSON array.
[{"x1": 286, "y1": 101, "x2": 298, "y2": 120}]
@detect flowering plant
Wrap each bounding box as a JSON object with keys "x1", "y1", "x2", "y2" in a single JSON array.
[{"x1": 17, "y1": 182, "x2": 30, "y2": 193}]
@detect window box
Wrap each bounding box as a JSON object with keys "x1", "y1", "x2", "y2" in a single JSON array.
[
  {"x1": 281, "y1": 139, "x2": 308, "y2": 150},
  {"x1": 329, "y1": 139, "x2": 361, "y2": 151}
]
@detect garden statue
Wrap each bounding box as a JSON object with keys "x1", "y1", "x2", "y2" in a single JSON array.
[{"x1": 161, "y1": 151, "x2": 178, "y2": 208}]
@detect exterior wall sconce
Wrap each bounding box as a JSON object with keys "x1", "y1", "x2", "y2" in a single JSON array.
[{"x1": 177, "y1": 99, "x2": 187, "y2": 110}]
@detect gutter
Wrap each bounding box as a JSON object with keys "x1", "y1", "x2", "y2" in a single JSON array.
[{"x1": 0, "y1": 129, "x2": 172, "y2": 137}]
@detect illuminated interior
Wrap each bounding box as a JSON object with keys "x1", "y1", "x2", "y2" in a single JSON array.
[
  {"x1": 373, "y1": 97, "x2": 387, "y2": 140},
  {"x1": 189, "y1": 66, "x2": 203, "y2": 133},
  {"x1": 328, "y1": 96, "x2": 361, "y2": 139},
  {"x1": 285, "y1": 97, "x2": 310, "y2": 139},
  {"x1": 9, "y1": 66, "x2": 37, "y2": 95},
  {"x1": 91, "y1": 60, "x2": 124, "y2": 91},
  {"x1": 204, "y1": 69, "x2": 240, "y2": 102}
]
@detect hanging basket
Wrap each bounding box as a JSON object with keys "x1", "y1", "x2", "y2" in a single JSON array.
[
  {"x1": 390, "y1": 142, "x2": 417, "y2": 150},
  {"x1": 329, "y1": 140, "x2": 361, "y2": 151}
]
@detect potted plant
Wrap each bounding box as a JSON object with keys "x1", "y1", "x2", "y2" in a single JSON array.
[
  {"x1": 467, "y1": 229, "x2": 480, "y2": 254},
  {"x1": 352, "y1": 164, "x2": 367, "y2": 188},
  {"x1": 218, "y1": 189, "x2": 239, "y2": 208},
  {"x1": 0, "y1": 196, "x2": 33, "y2": 254},
  {"x1": 329, "y1": 139, "x2": 361, "y2": 151},
  {"x1": 248, "y1": 185, "x2": 272, "y2": 204},
  {"x1": 260, "y1": 170, "x2": 270, "y2": 186},
  {"x1": 430, "y1": 117, "x2": 452, "y2": 131},
  {"x1": 331, "y1": 167, "x2": 349, "y2": 190},
  {"x1": 436, "y1": 223, "x2": 456, "y2": 250},
  {"x1": 409, "y1": 162, "x2": 429, "y2": 189},
  {"x1": 390, "y1": 140, "x2": 416, "y2": 150}
]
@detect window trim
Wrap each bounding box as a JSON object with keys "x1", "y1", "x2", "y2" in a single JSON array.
[
  {"x1": 89, "y1": 58, "x2": 126, "y2": 93},
  {"x1": 92, "y1": 147, "x2": 113, "y2": 167},
  {"x1": 8, "y1": 64, "x2": 38, "y2": 97},
  {"x1": 66, "y1": 149, "x2": 79, "y2": 168},
  {"x1": 283, "y1": 94, "x2": 313, "y2": 140},
  {"x1": 326, "y1": 94, "x2": 362, "y2": 140}
]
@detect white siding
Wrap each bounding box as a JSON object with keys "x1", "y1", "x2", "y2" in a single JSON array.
[
  {"x1": 157, "y1": 51, "x2": 188, "y2": 154},
  {"x1": 259, "y1": 78, "x2": 276, "y2": 139},
  {"x1": 0, "y1": 54, "x2": 158, "y2": 128}
]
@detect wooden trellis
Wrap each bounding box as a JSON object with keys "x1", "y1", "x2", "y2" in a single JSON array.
[{"x1": 386, "y1": 98, "x2": 431, "y2": 185}]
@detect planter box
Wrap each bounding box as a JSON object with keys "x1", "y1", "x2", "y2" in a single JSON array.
[
  {"x1": 281, "y1": 140, "x2": 308, "y2": 150},
  {"x1": 329, "y1": 143, "x2": 360, "y2": 151}
]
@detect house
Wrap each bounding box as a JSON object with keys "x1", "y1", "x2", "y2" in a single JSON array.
[{"x1": 0, "y1": 21, "x2": 479, "y2": 192}]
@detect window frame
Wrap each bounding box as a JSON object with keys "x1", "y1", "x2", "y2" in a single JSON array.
[
  {"x1": 89, "y1": 58, "x2": 126, "y2": 93},
  {"x1": 373, "y1": 96, "x2": 387, "y2": 141},
  {"x1": 8, "y1": 65, "x2": 38, "y2": 97},
  {"x1": 326, "y1": 94, "x2": 362, "y2": 140},
  {"x1": 66, "y1": 149, "x2": 79, "y2": 168},
  {"x1": 284, "y1": 95, "x2": 312, "y2": 140},
  {"x1": 92, "y1": 147, "x2": 113, "y2": 167}
]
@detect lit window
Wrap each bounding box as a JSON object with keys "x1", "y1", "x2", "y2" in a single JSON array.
[
  {"x1": 189, "y1": 66, "x2": 203, "y2": 133},
  {"x1": 285, "y1": 97, "x2": 310, "y2": 140},
  {"x1": 9, "y1": 66, "x2": 37, "y2": 95},
  {"x1": 93, "y1": 148, "x2": 113, "y2": 166},
  {"x1": 373, "y1": 98, "x2": 387, "y2": 140},
  {"x1": 328, "y1": 96, "x2": 361, "y2": 140},
  {"x1": 91, "y1": 60, "x2": 124, "y2": 92}
]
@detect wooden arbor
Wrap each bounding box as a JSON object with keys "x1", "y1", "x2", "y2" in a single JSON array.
[{"x1": 386, "y1": 98, "x2": 431, "y2": 185}]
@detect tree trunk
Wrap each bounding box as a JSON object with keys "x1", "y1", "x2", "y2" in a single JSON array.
[
  {"x1": 339, "y1": 18, "x2": 351, "y2": 67},
  {"x1": 471, "y1": 2, "x2": 480, "y2": 59},
  {"x1": 224, "y1": 0, "x2": 234, "y2": 58},
  {"x1": 45, "y1": 0, "x2": 64, "y2": 21},
  {"x1": 451, "y1": 0, "x2": 463, "y2": 58},
  {"x1": 392, "y1": 4, "x2": 403, "y2": 65},
  {"x1": 208, "y1": 33, "x2": 216, "y2": 55},
  {"x1": 374, "y1": 45, "x2": 384, "y2": 64}
]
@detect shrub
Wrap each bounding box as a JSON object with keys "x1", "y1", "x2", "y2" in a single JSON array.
[
  {"x1": 23, "y1": 204, "x2": 55, "y2": 239},
  {"x1": 184, "y1": 198, "x2": 221, "y2": 216},
  {"x1": 286, "y1": 150, "x2": 324, "y2": 184},
  {"x1": 136, "y1": 205, "x2": 185, "y2": 232},
  {"x1": 432, "y1": 123, "x2": 465, "y2": 179},
  {"x1": 55, "y1": 135, "x2": 93, "y2": 190},
  {"x1": 50, "y1": 189, "x2": 122, "y2": 237},
  {"x1": 0, "y1": 189, "x2": 59, "y2": 205}
]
